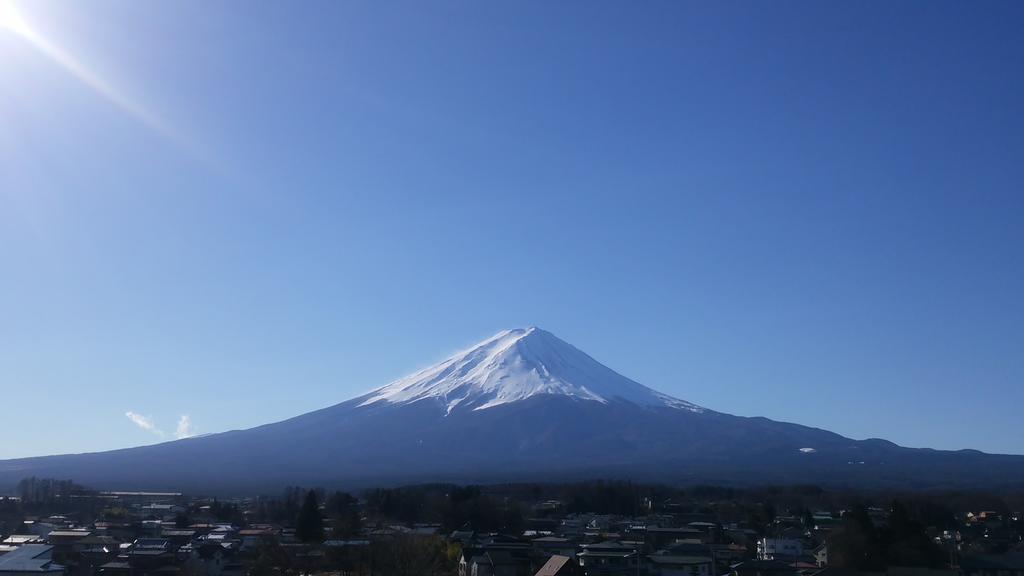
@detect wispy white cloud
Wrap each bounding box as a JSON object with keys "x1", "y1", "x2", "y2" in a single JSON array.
[
  {"x1": 125, "y1": 411, "x2": 197, "y2": 439},
  {"x1": 175, "y1": 415, "x2": 195, "y2": 439},
  {"x1": 125, "y1": 411, "x2": 164, "y2": 437}
]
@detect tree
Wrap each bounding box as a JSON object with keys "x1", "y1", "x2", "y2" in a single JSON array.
[
  {"x1": 372, "y1": 535, "x2": 452, "y2": 576},
  {"x1": 326, "y1": 491, "x2": 362, "y2": 538},
  {"x1": 827, "y1": 505, "x2": 882, "y2": 570},
  {"x1": 175, "y1": 512, "x2": 192, "y2": 528},
  {"x1": 883, "y1": 500, "x2": 944, "y2": 568},
  {"x1": 250, "y1": 541, "x2": 291, "y2": 576},
  {"x1": 802, "y1": 508, "x2": 815, "y2": 530},
  {"x1": 295, "y1": 489, "x2": 324, "y2": 543}
]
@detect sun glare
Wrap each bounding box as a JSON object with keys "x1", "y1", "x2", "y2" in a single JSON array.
[
  {"x1": 0, "y1": 0, "x2": 31, "y2": 38},
  {"x1": 0, "y1": 0, "x2": 182, "y2": 146}
]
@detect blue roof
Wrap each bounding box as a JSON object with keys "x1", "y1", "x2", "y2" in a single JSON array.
[{"x1": 0, "y1": 545, "x2": 65, "y2": 573}]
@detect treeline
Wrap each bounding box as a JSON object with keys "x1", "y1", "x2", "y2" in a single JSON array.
[
  {"x1": 363, "y1": 480, "x2": 666, "y2": 526},
  {"x1": 174, "y1": 499, "x2": 246, "y2": 527},
  {"x1": 8, "y1": 476, "x2": 1024, "y2": 538},
  {"x1": 17, "y1": 477, "x2": 91, "y2": 503},
  {"x1": 365, "y1": 484, "x2": 527, "y2": 533},
  {"x1": 354, "y1": 480, "x2": 1024, "y2": 528},
  {"x1": 248, "y1": 487, "x2": 455, "y2": 575},
  {"x1": 357, "y1": 481, "x2": 814, "y2": 531},
  {"x1": 245, "y1": 487, "x2": 362, "y2": 541},
  {"x1": 3, "y1": 478, "x2": 105, "y2": 529}
]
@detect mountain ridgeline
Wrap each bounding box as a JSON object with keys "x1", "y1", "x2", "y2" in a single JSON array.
[{"x1": 2, "y1": 328, "x2": 1022, "y2": 494}]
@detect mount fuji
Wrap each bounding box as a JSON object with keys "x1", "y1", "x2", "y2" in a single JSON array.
[{"x1": 2, "y1": 327, "x2": 1023, "y2": 494}]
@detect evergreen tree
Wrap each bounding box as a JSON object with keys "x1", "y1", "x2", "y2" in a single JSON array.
[
  {"x1": 802, "y1": 508, "x2": 815, "y2": 530},
  {"x1": 828, "y1": 505, "x2": 883, "y2": 570},
  {"x1": 295, "y1": 489, "x2": 324, "y2": 543},
  {"x1": 327, "y1": 491, "x2": 361, "y2": 538}
]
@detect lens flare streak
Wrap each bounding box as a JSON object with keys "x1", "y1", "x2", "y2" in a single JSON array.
[{"x1": 0, "y1": 0, "x2": 176, "y2": 140}]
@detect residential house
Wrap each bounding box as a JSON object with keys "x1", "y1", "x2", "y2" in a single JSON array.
[
  {"x1": 731, "y1": 559, "x2": 800, "y2": 576},
  {"x1": 0, "y1": 545, "x2": 65, "y2": 576},
  {"x1": 647, "y1": 527, "x2": 704, "y2": 549},
  {"x1": 181, "y1": 541, "x2": 241, "y2": 576},
  {"x1": 463, "y1": 549, "x2": 528, "y2": 576},
  {"x1": 0, "y1": 538, "x2": 43, "y2": 549},
  {"x1": 758, "y1": 539, "x2": 804, "y2": 562},
  {"x1": 532, "y1": 537, "x2": 577, "y2": 559},
  {"x1": 535, "y1": 555, "x2": 582, "y2": 576},
  {"x1": 646, "y1": 554, "x2": 713, "y2": 576},
  {"x1": 810, "y1": 544, "x2": 827, "y2": 567},
  {"x1": 577, "y1": 541, "x2": 640, "y2": 576},
  {"x1": 237, "y1": 529, "x2": 275, "y2": 552},
  {"x1": 45, "y1": 531, "x2": 91, "y2": 567},
  {"x1": 76, "y1": 535, "x2": 120, "y2": 571},
  {"x1": 687, "y1": 523, "x2": 720, "y2": 543},
  {"x1": 126, "y1": 538, "x2": 177, "y2": 575}
]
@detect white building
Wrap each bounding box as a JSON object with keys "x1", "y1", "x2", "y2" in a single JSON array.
[{"x1": 757, "y1": 538, "x2": 803, "y2": 561}]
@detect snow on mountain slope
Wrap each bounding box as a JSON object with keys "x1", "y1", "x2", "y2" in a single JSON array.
[{"x1": 357, "y1": 327, "x2": 704, "y2": 414}]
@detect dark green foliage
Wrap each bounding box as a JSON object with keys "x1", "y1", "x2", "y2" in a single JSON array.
[
  {"x1": 295, "y1": 489, "x2": 324, "y2": 543},
  {"x1": 206, "y1": 499, "x2": 244, "y2": 524},
  {"x1": 249, "y1": 486, "x2": 314, "y2": 525},
  {"x1": 564, "y1": 481, "x2": 647, "y2": 515},
  {"x1": 174, "y1": 511, "x2": 192, "y2": 528},
  {"x1": 802, "y1": 507, "x2": 815, "y2": 529},
  {"x1": 17, "y1": 477, "x2": 89, "y2": 503},
  {"x1": 371, "y1": 535, "x2": 454, "y2": 576},
  {"x1": 9, "y1": 477, "x2": 104, "y2": 521},
  {"x1": 326, "y1": 490, "x2": 361, "y2": 538},
  {"x1": 883, "y1": 500, "x2": 945, "y2": 567},
  {"x1": 364, "y1": 484, "x2": 525, "y2": 533},
  {"x1": 249, "y1": 541, "x2": 291, "y2": 576},
  {"x1": 829, "y1": 505, "x2": 884, "y2": 570},
  {"x1": 828, "y1": 501, "x2": 946, "y2": 570},
  {"x1": 745, "y1": 502, "x2": 776, "y2": 535}
]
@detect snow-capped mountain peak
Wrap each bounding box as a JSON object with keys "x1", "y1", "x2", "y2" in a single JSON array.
[{"x1": 357, "y1": 327, "x2": 703, "y2": 414}]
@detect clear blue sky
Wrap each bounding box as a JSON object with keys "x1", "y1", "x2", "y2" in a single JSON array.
[{"x1": 2, "y1": 1, "x2": 1022, "y2": 459}]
